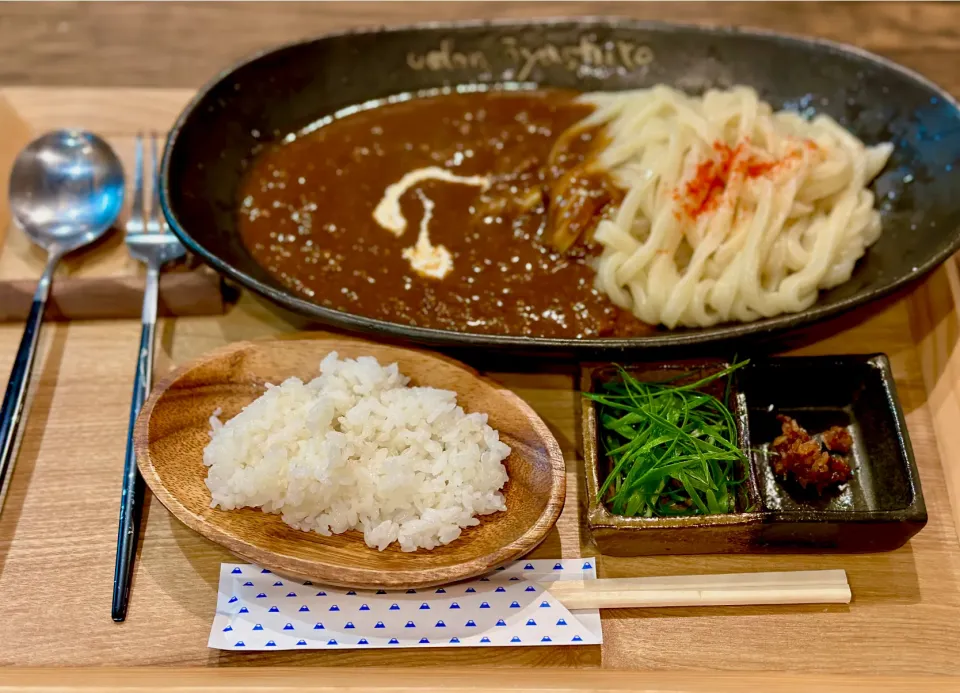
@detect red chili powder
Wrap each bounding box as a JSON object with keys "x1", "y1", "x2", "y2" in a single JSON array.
[{"x1": 673, "y1": 138, "x2": 816, "y2": 222}]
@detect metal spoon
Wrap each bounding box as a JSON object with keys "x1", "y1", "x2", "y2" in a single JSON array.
[{"x1": 0, "y1": 130, "x2": 124, "y2": 507}]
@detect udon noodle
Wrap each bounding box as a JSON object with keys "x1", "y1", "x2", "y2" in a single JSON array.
[{"x1": 569, "y1": 85, "x2": 893, "y2": 328}]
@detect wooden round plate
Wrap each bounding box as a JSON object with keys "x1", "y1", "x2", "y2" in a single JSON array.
[{"x1": 134, "y1": 335, "x2": 566, "y2": 589}]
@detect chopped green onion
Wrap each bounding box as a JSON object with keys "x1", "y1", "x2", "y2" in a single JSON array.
[{"x1": 585, "y1": 360, "x2": 749, "y2": 517}]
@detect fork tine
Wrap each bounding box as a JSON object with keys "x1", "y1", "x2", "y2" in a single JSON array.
[
  {"x1": 128, "y1": 133, "x2": 145, "y2": 232},
  {"x1": 148, "y1": 132, "x2": 165, "y2": 231}
]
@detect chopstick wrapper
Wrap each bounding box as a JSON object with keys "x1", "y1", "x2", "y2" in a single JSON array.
[{"x1": 209, "y1": 558, "x2": 602, "y2": 650}]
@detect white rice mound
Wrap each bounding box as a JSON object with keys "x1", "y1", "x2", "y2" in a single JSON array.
[{"x1": 203, "y1": 351, "x2": 511, "y2": 552}]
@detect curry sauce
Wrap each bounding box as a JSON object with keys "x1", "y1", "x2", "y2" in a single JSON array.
[{"x1": 237, "y1": 89, "x2": 653, "y2": 339}]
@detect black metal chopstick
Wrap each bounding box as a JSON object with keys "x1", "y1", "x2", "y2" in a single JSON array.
[
  {"x1": 112, "y1": 328, "x2": 152, "y2": 621},
  {"x1": 112, "y1": 133, "x2": 184, "y2": 621}
]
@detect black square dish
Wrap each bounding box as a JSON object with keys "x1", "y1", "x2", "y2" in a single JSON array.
[
  {"x1": 742, "y1": 354, "x2": 927, "y2": 551},
  {"x1": 579, "y1": 354, "x2": 926, "y2": 556}
]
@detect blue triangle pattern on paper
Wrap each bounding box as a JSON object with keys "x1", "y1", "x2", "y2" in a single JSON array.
[
  {"x1": 495, "y1": 619, "x2": 506, "y2": 626},
  {"x1": 252, "y1": 624, "x2": 264, "y2": 631},
  {"x1": 496, "y1": 566, "x2": 506, "y2": 571},
  {"x1": 389, "y1": 638, "x2": 400, "y2": 645},
  {"x1": 511, "y1": 636, "x2": 521, "y2": 643},
  {"x1": 541, "y1": 636, "x2": 552, "y2": 642},
  {"x1": 495, "y1": 587, "x2": 506, "y2": 593},
  {"x1": 449, "y1": 602, "x2": 460, "y2": 609},
  {"x1": 346, "y1": 591, "x2": 356, "y2": 596},
  {"x1": 228, "y1": 596, "x2": 238, "y2": 604},
  {"x1": 238, "y1": 607, "x2": 249, "y2": 614},
  {"x1": 526, "y1": 619, "x2": 537, "y2": 626},
  {"x1": 314, "y1": 623, "x2": 324, "y2": 630},
  {"x1": 572, "y1": 635, "x2": 583, "y2": 642},
  {"x1": 435, "y1": 588, "x2": 446, "y2": 594},
  {"x1": 509, "y1": 601, "x2": 521, "y2": 608},
  {"x1": 450, "y1": 637, "x2": 460, "y2": 644},
  {"x1": 479, "y1": 577, "x2": 489, "y2": 582},
  {"x1": 390, "y1": 603, "x2": 400, "y2": 610},
  {"x1": 524, "y1": 563, "x2": 534, "y2": 570},
  {"x1": 243, "y1": 581, "x2": 254, "y2": 587},
  {"x1": 465, "y1": 620, "x2": 476, "y2": 627},
  {"x1": 297, "y1": 639, "x2": 307, "y2": 646},
  {"x1": 316, "y1": 591, "x2": 327, "y2": 597},
  {"x1": 435, "y1": 620, "x2": 446, "y2": 627},
  {"x1": 405, "y1": 621, "x2": 416, "y2": 628},
  {"x1": 359, "y1": 604, "x2": 370, "y2": 611},
  {"x1": 234, "y1": 641, "x2": 245, "y2": 647},
  {"x1": 465, "y1": 587, "x2": 476, "y2": 593},
  {"x1": 419, "y1": 638, "x2": 430, "y2": 644},
  {"x1": 540, "y1": 601, "x2": 551, "y2": 608},
  {"x1": 299, "y1": 605, "x2": 310, "y2": 612},
  {"x1": 268, "y1": 606, "x2": 280, "y2": 613},
  {"x1": 480, "y1": 637, "x2": 491, "y2": 643},
  {"x1": 582, "y1": 561, "x2": 593, "y2": 570},
  {"x1": 327, "y1": 639, "x2": 338, "y2": 645},
  {"x1": 273, "y1": 581, "x2": 283, "y2": 587},
  {"x1": 286, "y1": 592, "x2": 297, "y2": 597},
  {"x1": 261, "y1": 569, "x2": 272, "y2": 574},
  {"x1": 509, "y1": 577, "x2": 520, "y2": 581},
  {"x1": 419, "y1": 603, "x2": 430, "y2": 610},
  {"x1": 556, "y1": 618, "x2": 567, "y2": 626},
  {"x1": 406, "y1": 589, "x2": 417, "y2": 594},
  {"x1": 375, "y1": 621, "x2": 385, "y2": 628},
  {"x1": 329, "y1": 605, "x2": 340, "y2": 611},
  {"x1": 231, "y1": 567, "x2": 242, "y2": 574},
  {"x1": 222, "y1": 625, "x2": 233, "y2": 632},
  {"x1": 344, "y1": 622, "x2": 355, "y2": 629},
  {"x1": 479, "y1": 602, "x2": 490, "y2": 608},
  {"x1": 358, "y1": 639, "x2": 369, "y2": 645},
  {"x1": 283, "y1": 623, "x2": 294, "y2": 630},
  {"x1": 376, "y1": 589, "x2": 386, "y2": 594},
  {"x1": 256, "y1": 593, "x2": 267, "y2": 599},
  {"x1": 553, "y1": 563, "x2": 563, "y2": 570},
  {"x1": 525, "y1": 586, "x2": 537, "y2": 592},
  {"x1": 303, "y1": 581, "x2": 313, "y2": 586}
]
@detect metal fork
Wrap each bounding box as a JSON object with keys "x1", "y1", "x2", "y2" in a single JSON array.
[{"x1": 112, "y1": 132, "x2": 185, "y2": 622}]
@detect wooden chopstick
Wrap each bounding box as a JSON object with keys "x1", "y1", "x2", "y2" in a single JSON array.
[{"x1": 543, "y1": 569, "x2": 851, "y2": 610}]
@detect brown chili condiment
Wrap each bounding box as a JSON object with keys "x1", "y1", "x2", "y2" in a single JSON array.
[{"x1": 771, "y1": 415, "x2": 853, "y2": 493}]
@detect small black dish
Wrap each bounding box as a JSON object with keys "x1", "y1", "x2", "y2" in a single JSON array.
[
  {"x1": 742, "y1": 354, "x2": 926, "y2": 552},
  {"x1": 580, "y1": 360, "x2": 764, "y2": 556},
  {"x1": 579, "y1": 353, "x2": 926, "y2": 556}
]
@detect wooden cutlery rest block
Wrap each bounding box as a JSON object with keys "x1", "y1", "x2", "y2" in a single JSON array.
[{"x1": 0, "y1": 91, "x2": 227, "y2": 321}]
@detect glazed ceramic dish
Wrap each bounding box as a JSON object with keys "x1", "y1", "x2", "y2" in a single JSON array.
[
  {"x1": 579, "y1": 354, "x2": 926, "y2": 555},
  {"x1": 161, "y1": 19, "x2": 960, "y2": 353}
]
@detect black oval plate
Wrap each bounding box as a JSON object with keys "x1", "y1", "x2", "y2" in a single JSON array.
[{"x1": 161, "y1": 18, "x2": 960, "y2": 354}]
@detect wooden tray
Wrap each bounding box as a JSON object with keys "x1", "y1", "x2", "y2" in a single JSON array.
[
  {"x1": 1, "y1": 87, "x2": 960, "y2": 690},
  {"x1": 0, "y1": 88, "x2": 227, "y2": 321}
]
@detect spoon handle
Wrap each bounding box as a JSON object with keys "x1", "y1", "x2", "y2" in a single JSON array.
[{"x1": 0, "y1": 255, "x2": 57, "y2": 507}]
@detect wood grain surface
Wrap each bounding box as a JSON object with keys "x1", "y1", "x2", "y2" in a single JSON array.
[
  {"x1": 135, "y1": 336, "x2": 566, "y2": 589},
  {"x1": 0, "y1": 2, "x2": 957, "y2": 95},
  {"x1": 0, "y1": 106, "x2": 225, "y2": 321},
  {"x1": 3, "y1": 283, "x2": 959, "y2": 678},
  {"x1": 4, "y1": 667, "x2": 960, "y2": 693},
  {"x1": 1, "y1": 2, "x2": 960, "y2": 690}
]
